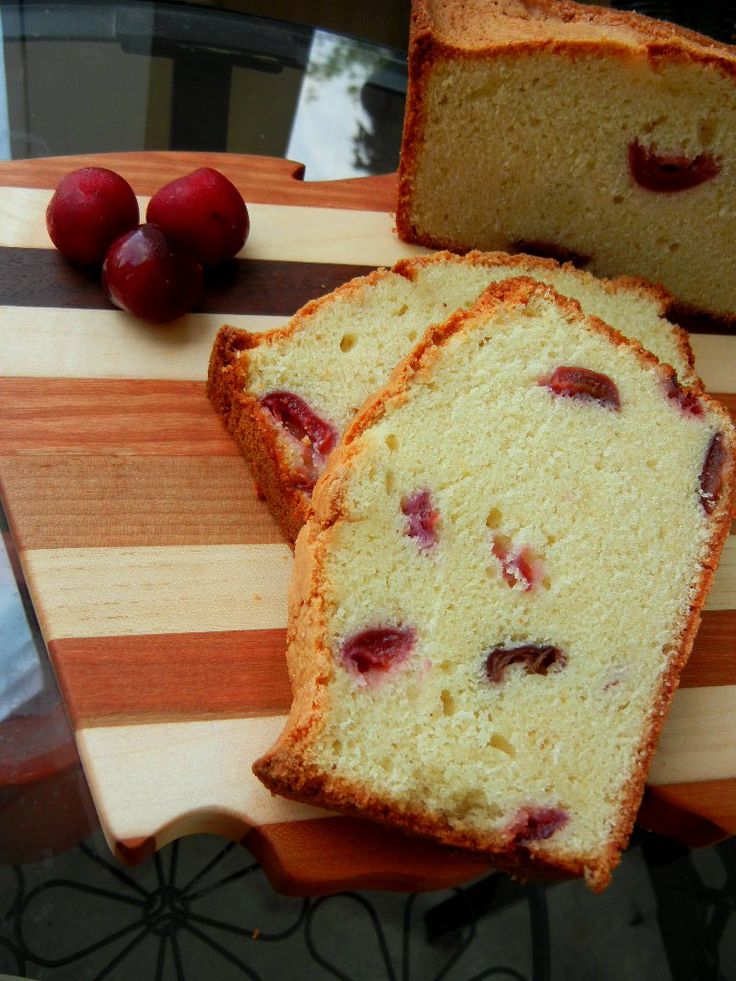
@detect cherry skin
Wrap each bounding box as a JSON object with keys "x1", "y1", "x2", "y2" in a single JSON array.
[
  {"x1": 46, "y1": 167, "x2": 139, "y2": 266},
  {"x1": 102, "y1": 224, "x2": 203, "y2": 324},
  {"x1": 146, "y1": 168, "x2": 249, "y2": 266}
]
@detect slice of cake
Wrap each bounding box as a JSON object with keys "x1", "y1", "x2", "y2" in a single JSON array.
[
  {"x1": 253, "y1": 278, "x2": 735, "y2": 890},
  {"x1": 396, "y1": 0, "x2": 736, "y2": 328},
  {"x1": 208, "y1": 250, "x2": 696, "y2": 543}
]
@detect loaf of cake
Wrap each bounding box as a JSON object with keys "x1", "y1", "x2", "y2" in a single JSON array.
[
  {"x1": 396, "y1": 0, "x2": 736, "y2": 329},
  {"x1": 253, "y1": 278, "x2": 735, "y2": 890},
  {"x1": 208, "y1": 250, "x2": 696, "y2": 543}
]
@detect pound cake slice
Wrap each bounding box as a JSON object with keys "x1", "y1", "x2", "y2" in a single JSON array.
[
  {"x1": 396, "y1": 0, "x2": 736, "y2": 328},
  {"x1": 254, "y1": 278, "x2": 735, "y2": 890},
  {"x1": 208, "y1": 250, "x2": 696, "y2": 543}
]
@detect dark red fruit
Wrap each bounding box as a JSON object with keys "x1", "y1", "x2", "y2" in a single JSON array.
[
  {"x1": 102, "y1": 223, "x2": 203, "y2": 323},
  {"x1": 341, "y1": 626, "x2": 416, "y2": 677},
  {"x1": 491, "y1": 537, "x2": 543, "y2": 592},
  {"x1": 509, "y1": 806, "x2": 568, "y2": 843},
  {"x1": 484, "y1": 645, "x2": 566, "y2": 684},
  {"x1": 401, "y1": 489, "x2": 439, "y2": 550},
  {"x1": 662, "y1": 375, "x2": 703, "y2": 417},
  {"x1": 261, "y1": 392, "x2": 338, "y2": 488},
  {"x1": 628, "y1": 140, "x2": 721, "y2": 193},
  {"x1": 700, "y1": 432, "x2": 726, "y2": 515},
  {"x1": 146, "y1": 167, "x2": 249, "y2": 265},
  {"x1": 46, "y1": 167, "x2": 139, "y2": 265},
  {"x1": 541, "y1": 366, "x2": 620, "y2": 410}
]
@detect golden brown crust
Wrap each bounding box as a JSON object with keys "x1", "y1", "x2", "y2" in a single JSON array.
[
  {"x1": 253, "y1": 276, "x2": 736, "y2": 892},
  {"x1": 415, "y1": 0, "x2": 736, "y2": 63}
]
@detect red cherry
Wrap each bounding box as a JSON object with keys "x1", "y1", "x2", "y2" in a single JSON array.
[
  {"x1": 46, "y1": 167, "x2": 139, "y2": 265},
  {"x1": 146, "y1": 167, "x2": 249, "y2": 266},
  {"x1": 102, "y1": 224, "x2": 203, "y2": 323}
]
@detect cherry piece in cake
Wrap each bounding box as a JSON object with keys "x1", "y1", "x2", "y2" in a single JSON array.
[
  {"x1": 700, "y1": 432, "x2": 726, "y2": 514},
  {"x1": 491, "y1": 537, "x2": 543, "y2": 592},
  {"x1": 628, "y1": 140, "x2": 721, "y2": 193},
  {"x1": 662, "y1": 375, "x2": 703, "y2": 418},
  {"x1": 261, "y1": 392, "x2": 338, "y2": 487},
  {"x1": 341, "y1": 626, "x2": 416, "y2": 678},
  {"x1": 484, "y1": 645, "x2": 566, "y2": 684},
  {"x1": 401, "y1": 489, "x2": 439, "y2": 550},
  {"x1": 541, "y1": 366, "x2": 620, "y2": 410},
  {"x1": 510, "y1": 806, "x2": 569, "y2": 843}
]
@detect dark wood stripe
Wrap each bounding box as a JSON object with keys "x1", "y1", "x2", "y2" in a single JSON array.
[
  {"x1": 0, "y1": 248, "x2": 375, "y2": 316},
  {"x1": 0, "y1": 455, "x2": 283, "y2": 549},
  {"x1": 245, "y1": 818, "x2": 488, "y2": 895},
  {"x1": 49, "y1": 629, "x2": 291, "y2": 728},
  {"x1": 0, "y1": 378, "x2": 236, "y2": 456},
  {"x1": 6, "y1": 245, "x2": 735, "y2": 332}
]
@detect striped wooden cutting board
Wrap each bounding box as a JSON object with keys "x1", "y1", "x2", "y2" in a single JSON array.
[{"x1": 0, "y1": 152, "x2": 734, "y2": 895}]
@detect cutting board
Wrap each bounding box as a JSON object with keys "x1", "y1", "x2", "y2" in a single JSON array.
[{"x1": 0, "y1": 152, "x2": 734, "y2": 895}]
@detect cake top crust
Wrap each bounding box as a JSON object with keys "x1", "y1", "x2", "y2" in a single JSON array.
[{"x1": 418, "y1": 0, "x2": 736, "y2": 65}]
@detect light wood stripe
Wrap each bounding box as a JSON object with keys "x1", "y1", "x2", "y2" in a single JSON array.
[
  {"x1": 3, "y1": 306, "x2": 736, "y2": 395},
  {"x1": 648, "y1": 685, "x2": 736, "y2": 785},
  {"x1": 690, "y1": 334, "x2": 736, "y2": 393},
  {"x1": 50, "y1": 630, "x2": 291, "y2": 727},
  {"x1": 0, "y1": 307, "x2": 282, "y2": 380},
  {"x1": 76, "y1": 717, "x2": 324, "y2": 849},
  {"x1": 0, "y1": 379, "x2": 236, "y2": 457},
  {"x1": 0, "y1": 456, "x2": 282, "y2": 549},
  {"x1": 21, "y1": 537, "x2": 736, "y2": 644},
  {"x1": 707, "y1": 534, "x2": 736, "y2": 610},
  {"x1": 22, "y1": 544, "x2": 292, "y2": 641},
  {"x1": 0, "y1": 187, "x2": 428, "y2": 266}
]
